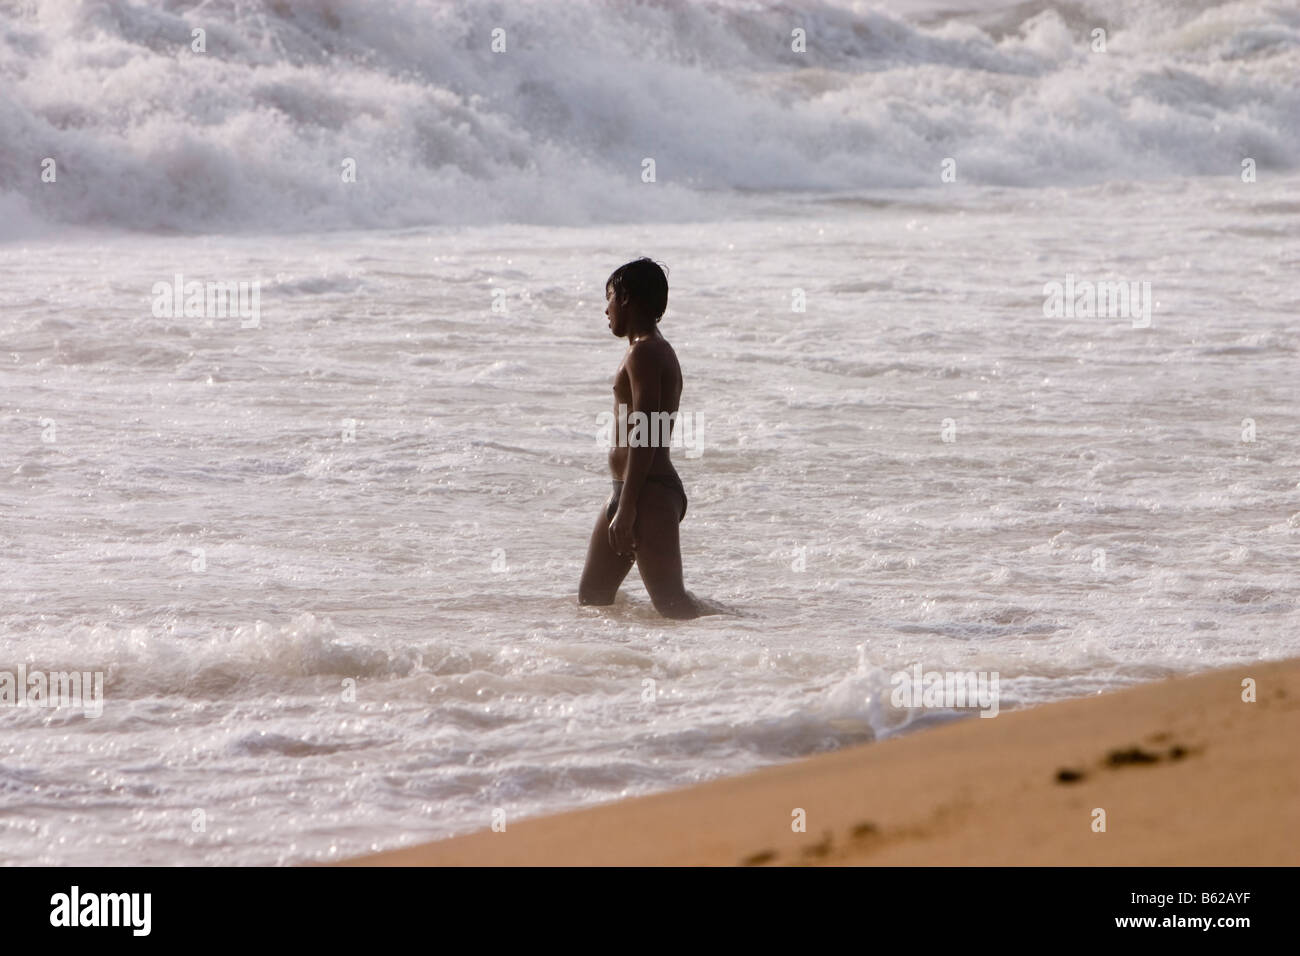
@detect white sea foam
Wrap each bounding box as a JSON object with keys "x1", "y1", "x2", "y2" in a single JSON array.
[{"x1": 1, "y1": 0, "x2": 1298, "y2": 235}]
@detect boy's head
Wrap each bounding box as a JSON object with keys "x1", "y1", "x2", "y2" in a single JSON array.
[{"x1": 605, "y1": 257, "x2": 668, "y2": 338}]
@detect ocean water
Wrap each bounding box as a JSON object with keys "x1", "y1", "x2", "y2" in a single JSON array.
[{"x1": 1, "y1": 0, "x2": 1298, "y2": 865}]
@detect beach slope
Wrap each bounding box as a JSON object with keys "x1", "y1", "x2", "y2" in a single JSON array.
[{"x1": 344, "y1": 660, "x2": 1299, "y2": 866}]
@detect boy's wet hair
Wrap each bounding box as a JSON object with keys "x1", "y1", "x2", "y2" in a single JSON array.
[{"x1": 606, "y1": 257, "x2": 668, "y2": 321}]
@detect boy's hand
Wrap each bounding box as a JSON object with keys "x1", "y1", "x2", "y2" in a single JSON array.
[{"x1": 608, "y1": 506, "x2": 637, "y2": 557}]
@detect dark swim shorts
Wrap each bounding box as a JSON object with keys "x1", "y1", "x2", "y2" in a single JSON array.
[{"x1": 606, "y1": 473, "x2": 688, "y2": 523}]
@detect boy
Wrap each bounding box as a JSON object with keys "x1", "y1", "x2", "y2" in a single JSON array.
[{"x1": 578, "y1": 258, "x2": 708, "y2": 619}]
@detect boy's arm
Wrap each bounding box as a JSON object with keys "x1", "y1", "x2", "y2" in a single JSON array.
[{"x1": 608, "y1": 344, "x2": 662, "y2": 555}]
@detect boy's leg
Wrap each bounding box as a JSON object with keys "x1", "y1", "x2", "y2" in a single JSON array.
[
  {"x1": 633, "y1": 482, "x2": 700, "y2": 619},
  {"x1": 578, "y1": 503, "x2": 634, "y2": 605}
]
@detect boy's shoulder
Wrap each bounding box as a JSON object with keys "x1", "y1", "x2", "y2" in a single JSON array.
[
  {"x1": 626, "y1": 335, "x2": 677, "y2": 372},
  {"x1": 628, "y1": 333, "x2": 675, "y2": 358}
]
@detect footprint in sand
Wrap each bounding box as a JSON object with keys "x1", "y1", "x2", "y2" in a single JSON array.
[
  {"x1": 740, "y1": 821, "x2": 882, "y2": 865},
  {"x1": 1056, "y1": 742, "x2": 1193, "y2": 784},
  {"x1": 1105, "y1": 743, "x2": 1196, "y2": 767},
  {"x1": 801, "y1": 831, "x2": 833, "y2": 859}
]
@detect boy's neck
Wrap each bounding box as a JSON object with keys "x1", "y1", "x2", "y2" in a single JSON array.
[{"x1": 628, "y1": 323, "x2": 660, "y2": 344}]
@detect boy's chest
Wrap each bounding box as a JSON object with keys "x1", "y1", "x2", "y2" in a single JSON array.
[{"x1": 612, "y1": 362, "x2": 632, "y2": 402}]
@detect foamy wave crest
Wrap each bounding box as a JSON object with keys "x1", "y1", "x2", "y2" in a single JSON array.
[
  {"x1": 2, "y1": 613, "x2": 417, "y2": 698},
  {"x1": 1, "y1": 0, "x2": 1297, "y2": 233}
]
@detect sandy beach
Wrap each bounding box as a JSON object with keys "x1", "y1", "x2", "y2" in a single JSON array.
[{"x1": 346, "y1": 659, "x2": 1299, "y2": 866}]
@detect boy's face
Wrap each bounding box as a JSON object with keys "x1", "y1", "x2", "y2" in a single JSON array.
[{"x1": 605, "y1": 284, "x2": 630, "y2": 337}]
